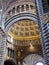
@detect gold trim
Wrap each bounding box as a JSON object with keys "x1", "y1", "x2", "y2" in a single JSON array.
[{"x1": 8, "y1": 31, "x2": 40, "y2": 40}]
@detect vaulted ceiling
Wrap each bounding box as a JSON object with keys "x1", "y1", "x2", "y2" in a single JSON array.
[{"x1": 8, "y1": 19, "x2": 40, "y2": 40}]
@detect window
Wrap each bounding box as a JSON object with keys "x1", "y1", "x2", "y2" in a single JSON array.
[
  {"x1": 12, "y1": 7, "x2": 15, "y2": 14},
  {"x1": 22, "y1": 5, "x2": 24, "y2": 11},
  {"x1": 26, "y1": 4, "x2": 29, "y2": 10},
  {"x1": 10, "y1": 49, "x2": 12, "y2": 57},
  {"x1": 7, "y1": 48, "x2": 14, "y2": 58},
  {"x1": 12, "y1": 50, "x2": 14, "y2": 58},
  {"x1": 7, "y1": 48, "x2": 9, "y2": 56},
  {"x1": 17, "y1": 6, "x2": 20, "y2": 13}
]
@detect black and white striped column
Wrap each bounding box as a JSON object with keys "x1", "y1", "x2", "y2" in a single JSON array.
[
  {"x1": 0, "y1": 27, "x2": 6, "y2": 65},
  {"x1": 42, "y1": 22, "x2": 49, "y2": 65},
  {"x1": 35, "y1": 0, "x2": 49, "y2": 65}
]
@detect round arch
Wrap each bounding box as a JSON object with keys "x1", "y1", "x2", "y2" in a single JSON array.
[{"x1": 4, "y1": 13, "x2": 38, "y2": 32}]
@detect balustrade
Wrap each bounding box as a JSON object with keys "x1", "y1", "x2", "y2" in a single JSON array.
[{"x1": 4, "y1": 4, "x2": 35, "y2": 21}]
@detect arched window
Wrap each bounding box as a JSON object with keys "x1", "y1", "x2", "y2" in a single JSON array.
[
  {"x1": 22, "y1": 5, "x2": 24, "y2": 12},
  {"x1": 17, "y1": 6, "x2": 20, "y2": 13},
  {"x1": 12, "y1": 7, "x2": 15, "y2": 14},
  {"x1": 26, "y1": 4, "x2": 29, "y2": 10}
]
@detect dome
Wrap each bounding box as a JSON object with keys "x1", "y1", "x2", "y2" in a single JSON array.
[{"x1": 8, "y1": 19, "x2": 40, "y2": 40}]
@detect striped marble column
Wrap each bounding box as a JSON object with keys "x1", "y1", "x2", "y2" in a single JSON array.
[
  {"x1": 0, "y1": 27, "x2": 6, "y2": 65},
  {"x1": 35, "y1": 0, "x2": 49, "y2": 65}
]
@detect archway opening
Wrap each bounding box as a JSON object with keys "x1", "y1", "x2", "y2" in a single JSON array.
[
  {"x1": 4, "y1": 60, "x2": 15, "y2": 65},
  {"x1": 6, "y1": 19, "x2": 43, "y2": 64}
]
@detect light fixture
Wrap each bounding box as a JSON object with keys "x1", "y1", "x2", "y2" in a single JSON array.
[
  {"x1": 11, "y1": 37, "x2": 13, "y2": 43},
  {"x1": 36, "y1": 62, "x2": 44, "y2": 65}
]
